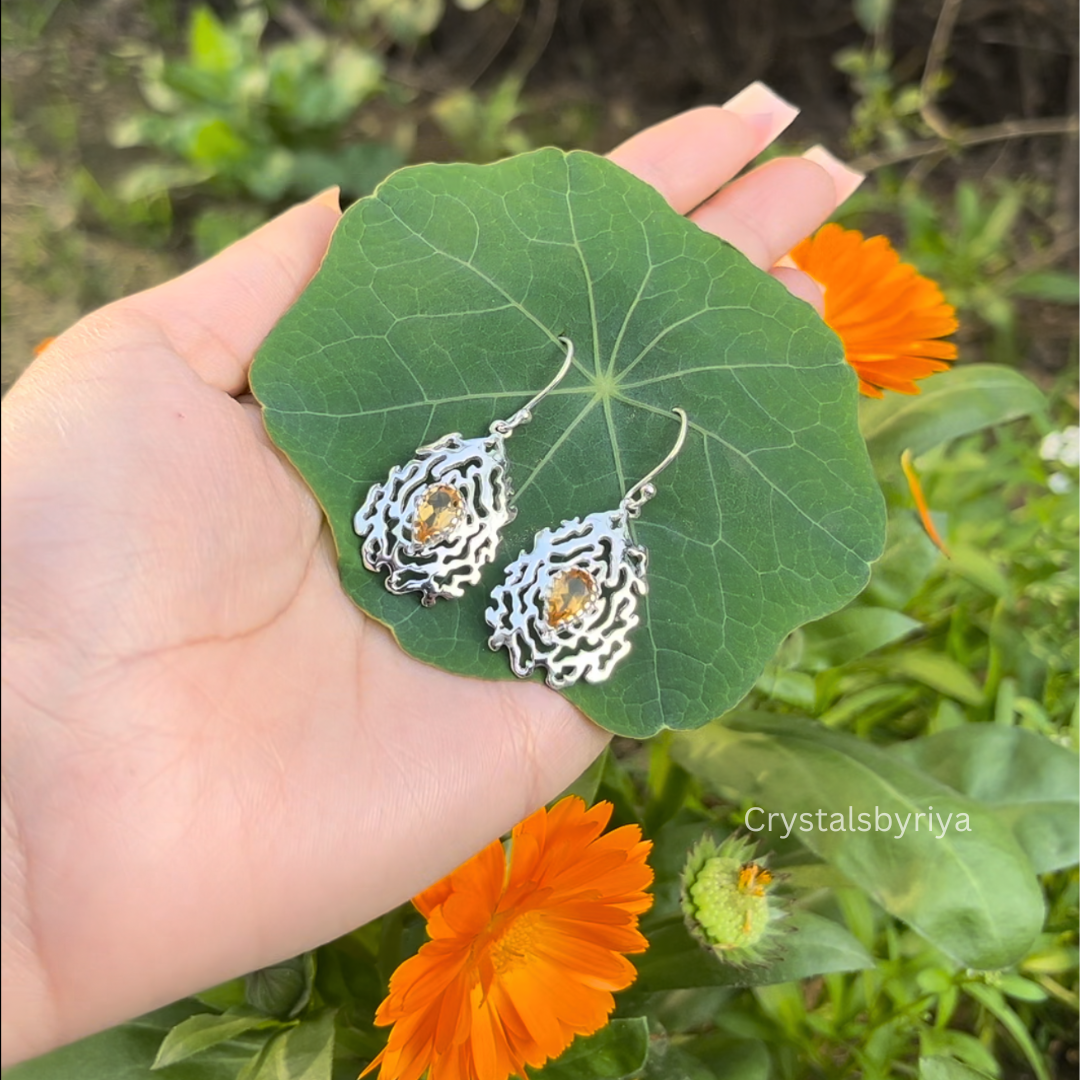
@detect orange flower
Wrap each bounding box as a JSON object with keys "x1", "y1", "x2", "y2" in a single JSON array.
[
  {"x1": 362, "y1": 797, "x2": 653, "y2": 1080},
  {"x1": 789, "y1": 223, "x2": 958, "y2": 397}
]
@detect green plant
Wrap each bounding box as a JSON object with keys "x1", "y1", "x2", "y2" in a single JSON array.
[
  {"x1": 432, "y1": 74, "x2": 532, "y2": 162},
  {"x1": 834, "y1": 45, "x2": 934, "y2": 154},
  {"x1": 901, "y1": 181, "x2": 1079, "y2": 365},
  {"x1": 113, "y1": 4, "x2": 402, "y2": 205}
]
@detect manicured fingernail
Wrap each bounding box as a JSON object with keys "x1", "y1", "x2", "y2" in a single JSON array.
[
  {"x1": 309, "y1": 186, "x2": 342, "y2": 213},
  {"x1": 723, "y1": 81, "x2": 800, "y2": 147},
  {"x1": 802, "y1": 145, "x2": 864, "y2": 203}
]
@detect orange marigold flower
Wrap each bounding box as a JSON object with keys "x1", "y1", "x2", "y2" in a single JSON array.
[
  {"x1": 789, "y1": 223, "x2": 958, "y2": 398},
  {"x1": 362, "y1": 796, "x2": 653, "y2": 1080}
]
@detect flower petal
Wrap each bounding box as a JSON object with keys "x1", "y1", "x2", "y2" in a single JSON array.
[
  {"x1": 367, "y1": 797, "x2": 653, "y2": 1080},
  {"x1": 789, "y1": 223, "x2": 958, "y2": 397}
]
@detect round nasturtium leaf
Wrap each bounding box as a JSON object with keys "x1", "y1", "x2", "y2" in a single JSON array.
[{"x1": 250, "y1": 148, "x2": 885, "y2": 737}]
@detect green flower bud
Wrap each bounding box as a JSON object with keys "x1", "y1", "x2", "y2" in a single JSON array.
[{"x1": 680, "y1": 834, "x2": 784, "y2": 968}]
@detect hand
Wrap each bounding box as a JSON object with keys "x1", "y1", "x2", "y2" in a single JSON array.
[{"x1": 1, "y1": 82, "x2": 860, "y2": 1066}]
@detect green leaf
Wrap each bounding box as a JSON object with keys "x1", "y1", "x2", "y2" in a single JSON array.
[
  {"x1": 153, "y1": 1009, "x2": 278, "y2": 1069},
  {"x1": 242, "y1": 148, "x2": 296, "y2": 203},
  {"x1": 947, "y1": 543, "x2": 1010, "y2": 599},
  {"x1": 189, "y1": 6, "x2": 245, "y2": 75},
  {"x1": 893, "y1": 726, "x2": 1079, "y2": 872},
  {"x1": 860, "y1": 365, "x2": 1046, "y2": 473},
  {"x1": 853, "y1": 0, "x2": 894, "y2": 35},
  {"x1": 883, "y1": 649, "x2": 984, "y2": 704},
  {"x1": 245, "y1": 953, "x2": 317, "y2": 1019},
  {"x1": 996, "y1": 972, "x2": 1048, "y2": 1002},
  {"x1": 920, "y1": 1030, "x2": 1001, "y2": 1078},
  {"x1": 964, "y1": 983, "x2": 1051, "y2": 1080},
  {"x1": 799, "y1": 606, "x2": 922, "y2": 670},
  {"x1": 754, "y1": 666, "x2": 816, "y2": 711},
  {"x1": 195, "y1": 978, "x2": 248, "y2": 1011},
  {"x1": 865, "y1": 511, "x2": 941, "y2": 610},
  {"x1": 671, "y1": 714, "x2": 1045, "y2": 968},
  {"x1": 641, "y1": 1041, "x2": 718, "y2": 1080},
  {"x1": 1010, "y1": 270, "x2": 1080, "y2": 304},
  {"x1": 248, "y1": 1010, "x2": 337, "y2": 1080},
  {"x1": 188, "y1": 117, "x2": 250, "y2": 169},
  {"x1": 688, "y1": 1038, "x2": 770, "y2": 1080},
  {"x1": 634, "y1": 910, "x2": 874, "y2": 991},
  {"x1": 919, "y1": 1056, "x2": 995, "y2": 1080},
  {"x1": 192, "y1": 205, "x2": 268, "y2": 260},
  {"x1": 289, "y1": 144, "x2": 404, "y2": 201},
  {"x1": 4, "y1": 1000, "x2": 263, "y2": 1080},
  {"x1": 116, "y1": 162, "x2": 212, "y2": 201},
  {"x1": 251, "y1": 149, "x2": 885, "y2": 737},
  {"x1": 527, "y1": 1018, "x2": 649, "y2": 1079},
  {"x1": 367, "y1": 0, "x2": 445, "y2": 42}
]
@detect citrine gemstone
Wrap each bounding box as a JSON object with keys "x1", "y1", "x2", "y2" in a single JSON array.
[
  {"x1": 414, "y1": 484, "x2": 462, "y2": 543},
  {"x1": 546, "y1": 568, "x2": 597, "y2": 627}
]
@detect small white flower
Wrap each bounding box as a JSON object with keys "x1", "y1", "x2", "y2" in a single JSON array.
[
  {"x1": 1040, "y1": 426, "x2": 1080, "y2": 468},
  {"x1": 1048, "y1": 472, "x2": 1072, "y2": 494}
]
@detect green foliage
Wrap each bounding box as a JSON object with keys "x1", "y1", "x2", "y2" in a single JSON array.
[
  {"x1": 894, "y1": 726, "x2": 1078, "y2": 874},
  {"x1": 745, "y1": 364, "x2": 1077, "y2": 747},
  {"x1": 3, "y1": 1000, "x2": 267, "y2": 1080},
  {"x1": 898, "y1": 181, "x2": 1077, "y2": 365},
  {"x1": 859, "y1": 365, "x2": 1046, "y2": 468},
  {"x1": 527, "y1": 1019, "x2": 649, "y2": 1079},
  {"x1": 834, "y1": 46, "x2": 932, "y2": 153},
  {"x1": 672, "y1": 715, "x2": 1048, "y2": 970},
  {"x1": 360, "y1": 0, "x2": 447, "y2": 44},
  {"x1": 432, "y1": 75, "x2": 532, "y2": 162},
  {"x1": 251, "y1": 147, "x2": 885, "y2": 737},
  {"x1": 113, "y1": 5, "x2": 402, "y2": 204}
]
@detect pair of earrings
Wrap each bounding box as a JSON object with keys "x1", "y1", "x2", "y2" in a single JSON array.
[{"x1": 353, "y1": 338, "x2": 688, "y2": 688}]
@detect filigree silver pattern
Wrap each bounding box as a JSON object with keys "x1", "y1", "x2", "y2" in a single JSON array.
[
  {"x1": 353, "y1": 337, "x2": 576, "y2": 606},
  {"x1": 485, "y1": 509, "x2": 649, "y2": 688},
  {"x1": 354, "y1": 431, "x2": 515, "y2": 605},
  {"x1": 487, "y1": 407, "x2": 689, "y2": 688}
]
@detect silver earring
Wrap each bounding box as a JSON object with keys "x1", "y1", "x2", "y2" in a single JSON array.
[
  {"x1": 486, "y1": 407, "x2": 689, "y2": 688},
  {"x1": 354, "y1": 337, "x2": 576, "y2": 606}
]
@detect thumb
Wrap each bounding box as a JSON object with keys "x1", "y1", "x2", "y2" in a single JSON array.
[{"x1": 124, "y1": 188, "x2": 342, "y2": 395}]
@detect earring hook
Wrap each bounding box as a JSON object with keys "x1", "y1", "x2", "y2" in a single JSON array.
[
  {"x1": 621, "y1": 407, "x2": 689, "y2": 516},
  {"x1": 491, "y1": 336, "x2": 575, "y2": 436}
]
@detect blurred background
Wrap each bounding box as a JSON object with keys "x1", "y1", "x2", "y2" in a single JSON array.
[{"x1": 2, "y1": 0, "x2": 1077, "y2": 393}]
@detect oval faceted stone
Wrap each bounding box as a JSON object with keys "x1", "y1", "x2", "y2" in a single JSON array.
[
  {"x1": 413, "y1": 484, "x2": 463, "y2": 543},
  {"x1": 546, "y1": 568, "x2": 597, "y2": 627}
]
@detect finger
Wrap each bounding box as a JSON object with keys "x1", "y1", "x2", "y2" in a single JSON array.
[
  {"x1": 690, "y1": 147, "x2": 864, "y2": 268},
  {"x1": 607, "y1": 82, "x2": 799, "y2": 214},
  {"x1": 124, "y1": 188, "x2": 342, "y2": 396},
  {"x1": 770, "y1": 267, "x2": 825, "y2": 315}
]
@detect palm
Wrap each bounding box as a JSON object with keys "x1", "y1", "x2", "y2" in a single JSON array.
[
  {"x1": 3, "y1": 93, "x2": 860, "y2": 1065},
  {"x1": 3, "y1": 292, "x2": 596, "y2": 1053}
]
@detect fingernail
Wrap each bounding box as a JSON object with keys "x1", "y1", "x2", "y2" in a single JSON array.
[
  {"x1": 802, "y1": 145, "x2": 865, "y2": 203},
  {"x1": 723, "y1": 81, "x2": 800, "y2": 147},
  {"x1": 309, "y1": 186, "x2": 342, "y2": 213}
]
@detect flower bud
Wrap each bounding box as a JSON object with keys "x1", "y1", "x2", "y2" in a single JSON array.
[{"x1": 680, "y1": 834, "x2": 783, "y2": 967}]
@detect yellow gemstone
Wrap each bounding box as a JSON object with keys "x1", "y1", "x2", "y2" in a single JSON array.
[
  {"x1": 413, "y1": 484, "x2": 462, "y2": 543},
  {"x1": 546, "y1": 568, "x2": 597, "y2": 627}
]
